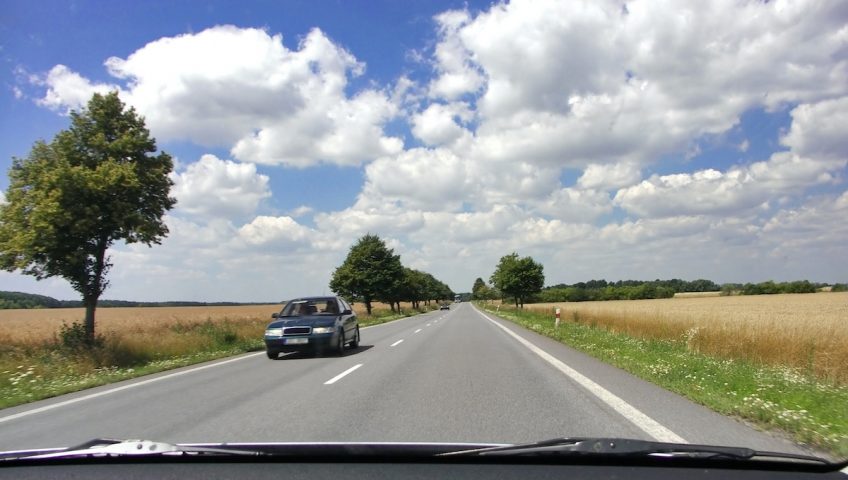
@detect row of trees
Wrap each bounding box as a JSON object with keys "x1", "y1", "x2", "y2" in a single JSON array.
[
  {"x1": 546, "y1": 278, "x2": 720, "y2": 293},
  {"x1": 329, "y1": 234, "x2": 453, "y2": 315},
  {"x1": 721, "y1": 280, "x2": 819, "y2": 296},
  {"x1": 538, "y1": 284, "x2": 676, "y2": 302},
  {"x1": 472, "y1": 259, "x2": 843, "y2": 305}
]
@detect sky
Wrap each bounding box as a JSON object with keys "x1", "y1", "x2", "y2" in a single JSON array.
[{"x1": 0, "y1": 0, "x2": 846, "y2": 302}]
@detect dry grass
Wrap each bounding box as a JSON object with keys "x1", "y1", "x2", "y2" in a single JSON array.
[{"x1": 527, "y1": 292, "x2": 848, "y2": 384}]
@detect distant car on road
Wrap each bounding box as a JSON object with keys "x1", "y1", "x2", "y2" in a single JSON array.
[
  {"x1": 440, "y1": 303, "x2": 450, "y2": 310},
  {"x1": 264, "y1": 296, "x2": 359, "y2": 359}
]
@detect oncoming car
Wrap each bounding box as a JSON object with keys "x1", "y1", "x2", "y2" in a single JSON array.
[
  {"x1": 440, "y1": 303, "x2": 450, "y2": 310},
  {"x1": 264, "y1": 296, "x2": 359, "y2": 359}
]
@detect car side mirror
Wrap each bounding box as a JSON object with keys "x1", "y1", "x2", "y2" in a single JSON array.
[
  {"x1": 342, "y1": 309, "x2": 352, "y2": 315},
  {"x1": 271, "y1": 313, "x2": 279, "y2": 318}
]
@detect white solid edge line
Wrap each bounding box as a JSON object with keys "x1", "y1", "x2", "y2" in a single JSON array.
[
  {"x1": 324, "y1": 364, "x2": 363, "y2": 385},
  {"x1": 0, "y1": 352, "x2": 265, "y2": 425},
  {"x1": 474, "y1": 306, "x2": 687, "y2": 444},
  {"x1": 390, "y1": 339, "x2": 404, "y2": 347}
]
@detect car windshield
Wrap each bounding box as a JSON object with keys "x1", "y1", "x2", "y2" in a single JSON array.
[
  {"x1": 0, "y1": 0, "x2": 845, "y2": 469},
  {"x1": 280, "y1": 299, "x2": 339, "y2": 317}
]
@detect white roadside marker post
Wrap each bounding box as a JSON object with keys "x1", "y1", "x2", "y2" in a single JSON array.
[{"x1": 555, "y1": 307, "x2": 561, "y2": 328}]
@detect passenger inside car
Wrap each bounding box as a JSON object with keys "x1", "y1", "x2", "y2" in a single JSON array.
[{"x1": 323, "y1": 301, "x2": 338, "y2": 314}]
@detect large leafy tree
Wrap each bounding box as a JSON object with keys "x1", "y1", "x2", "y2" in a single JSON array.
[
  {"x1": 329, "y1": 234, "x2": 403, "y2": 315},
  {"x1": 0, "y1": 92, "x2": 175, "y2": 342},
  {"x1": 490, "y1": 252, "x2": 544, "y2": 308},
  {"x1": 471, "y1": 277, "x2": 487, "y2": 299}
]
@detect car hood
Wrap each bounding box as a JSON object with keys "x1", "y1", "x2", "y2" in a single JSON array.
[{"x1": 267, "y1": 316, "x2": 338, "y2": 329}]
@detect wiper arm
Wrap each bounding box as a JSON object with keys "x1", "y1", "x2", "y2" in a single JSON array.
[
  {"x1": 442, "y1": 437, "x2": 830, "y2": 464},
  {"x1": 4, "y1": 438, "x2": 265, "y2": 460}
]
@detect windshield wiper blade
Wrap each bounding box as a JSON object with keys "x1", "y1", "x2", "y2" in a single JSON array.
[
  {"x1": 3, "y1": 438, "x2": 266, "y2": 461},
  {"x1": 441, "y1": 437, "x2": 831, "y2": 464}
]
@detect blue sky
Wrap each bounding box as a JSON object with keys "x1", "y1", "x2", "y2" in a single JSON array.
[{"x1": 1, "y1": 0, "x2": 846, "y2": 301}]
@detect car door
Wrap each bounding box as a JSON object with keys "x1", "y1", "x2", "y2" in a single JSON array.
[{"x1": 339, "y1": 298, "x2": 356, "y2": 337}]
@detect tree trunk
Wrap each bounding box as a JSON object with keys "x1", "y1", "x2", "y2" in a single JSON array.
[
  {"x1": 82, "y1": 238, "x2": 108, "y2": 344},
  {"x1": 365, "y1": 300, "x2": 372, "y2": 315},
  {"x1": 83, "y1": 295, "x2": 97, "y2": 342}
]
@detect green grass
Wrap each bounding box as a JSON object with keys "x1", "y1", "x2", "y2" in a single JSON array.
[{"x1": 479, "y1": 303, "x2": 848, "y2": 459}]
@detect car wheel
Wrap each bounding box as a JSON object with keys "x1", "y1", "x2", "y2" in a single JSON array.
[
  {"x1": 266, "y1": 349, "x2": 279, "y2": 359},
  {"x1": 335, "y1": 330, "x2": 346, "y2": 356},
  {"x1": 349, "y1": 326, "x2": 360, "y2": 349}
]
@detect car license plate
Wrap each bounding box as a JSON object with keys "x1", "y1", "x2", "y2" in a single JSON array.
[{"x1": 284, "y1": 338, "x2": 308, "y2": 345}]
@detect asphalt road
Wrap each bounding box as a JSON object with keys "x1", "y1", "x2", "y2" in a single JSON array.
[{"x1": 0, "y1": 303, "x2": 811, "y2": 455}]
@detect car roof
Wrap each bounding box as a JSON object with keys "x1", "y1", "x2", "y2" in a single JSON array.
[{"x1": 288, "y1": 296, "x2": 338, "y2": 303}]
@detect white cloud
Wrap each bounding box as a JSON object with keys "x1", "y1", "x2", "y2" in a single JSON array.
[
  {"x1": 427, "y1": 9, "x2": 485, "y2": 100},
  {"x1": 237, "y1": 216, "x2": 310, "y2": 247},
  {"x1": 410, "y1": 102, "x2": 472, "y2": 146},
  {"x1": 761, "y1": 191, "x2": 848, "y2": 253},
  {"x1": 361, "y1": 148, "x2": 470, "y2": 210},
  {"x1": 613, "y1": 152, "x2": 845, "y2": 218},
  {"x1": 38, "y1": 26, "x2": 403, "y2": 167},
  {"x1": 535, "y1": 187, "x2": 613, "y2": 223},
  {"x1": 170, "y1": 154, "x2": 270, "y2": 220},
  {"x1": 287, "y1": 205, "x2": 314, "y2": 218},
  {"x1": 780, "y1": 97, "x2": 848, "y2": 160},
  {"x1": 35, "y1": 64, "x2": 119, "y2": 113},
  {"x1": 578, "y1": 162, "x2": 641, "y2": 190},
  {"x1": 427, "y1": 0, "x2": 848, "y2": 174},
  {"x1": 315, "y1": 204, "x2": 426, "y2": 239}
]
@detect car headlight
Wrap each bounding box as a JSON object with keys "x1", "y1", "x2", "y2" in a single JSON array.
[
  {"x1": 312, "y1": 326, "x2": 335, "y2": 334},
  {"x1": 265, "y1": 328, "x2": 283, "y2": 337}
]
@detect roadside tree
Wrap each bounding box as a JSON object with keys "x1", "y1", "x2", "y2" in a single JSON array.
[
  {"x1": 329, "y1": 234, "x2": 403, "y2": 315},
  {"x1": 0, "y1": 92, "x2": 175, "y2": 343},
  {"x1": 490, "y1": 252, "x2": 544, "y2": 308}
]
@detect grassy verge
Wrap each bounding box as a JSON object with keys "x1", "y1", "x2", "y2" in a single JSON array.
[
  {"x1": 0, "y1": 318, "x2": 267, "y2": 410},
  {"x1": 478, "y1": 303, "x2": 848, "y2": 458},
  {"x1": 0, "y1": 305, "x2": 436, "y2": 411}
]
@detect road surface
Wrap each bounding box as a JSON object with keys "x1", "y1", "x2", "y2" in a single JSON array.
[{"x1": 0, "y1": 303, "x2": 809, "y2": 455}]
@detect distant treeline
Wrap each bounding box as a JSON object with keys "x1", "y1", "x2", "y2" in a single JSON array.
[
  {"x1": 0, "y1": 291, "x2": 270, "y2": 310},
  {"x1": 535, "y1": 279, "x2": 846, "y2": 303},
  {"x1": 537, "y1": 279, "x2": 719, "y2": 302},
  {"x1": 720, "y1": 280, "x2": 843, "y2": 296}
]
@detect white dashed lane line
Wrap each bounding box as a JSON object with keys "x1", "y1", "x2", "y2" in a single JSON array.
[
  {"x1": 324, "y1": 364, "x2": 363, "y2": 385},
  {"x1": 414, "y1": 329, "x2": 422, "y2": 334},
  {"x1": 390, "y1": 339, "x2": 404, "y2": 347}
]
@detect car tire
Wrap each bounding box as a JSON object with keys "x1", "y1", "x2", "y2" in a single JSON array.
[
  {"x1": 335, "y1": 330, "x2": 346, "y2": 356},
  {"x1": 266, "y1": 349, "x2": 279, "y2": 359},
  {"x1": 349, "y1": 326, "x2": 360, "y2": 349}
]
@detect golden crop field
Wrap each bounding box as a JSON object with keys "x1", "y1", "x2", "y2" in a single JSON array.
[
  {"x1": 527, "y1": 292, "x2": 848, "y2": 383},
  {"x1": 0, "y1": 301, "x2": 411, "y2": 344}
]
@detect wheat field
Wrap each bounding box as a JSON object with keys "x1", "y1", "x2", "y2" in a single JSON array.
[
  {"x1": 526, "y1": 292, "x2": 848, "y2": 383},
  {"x1": 0, "y1": 301, "x2": 415, "y2": 344}
]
